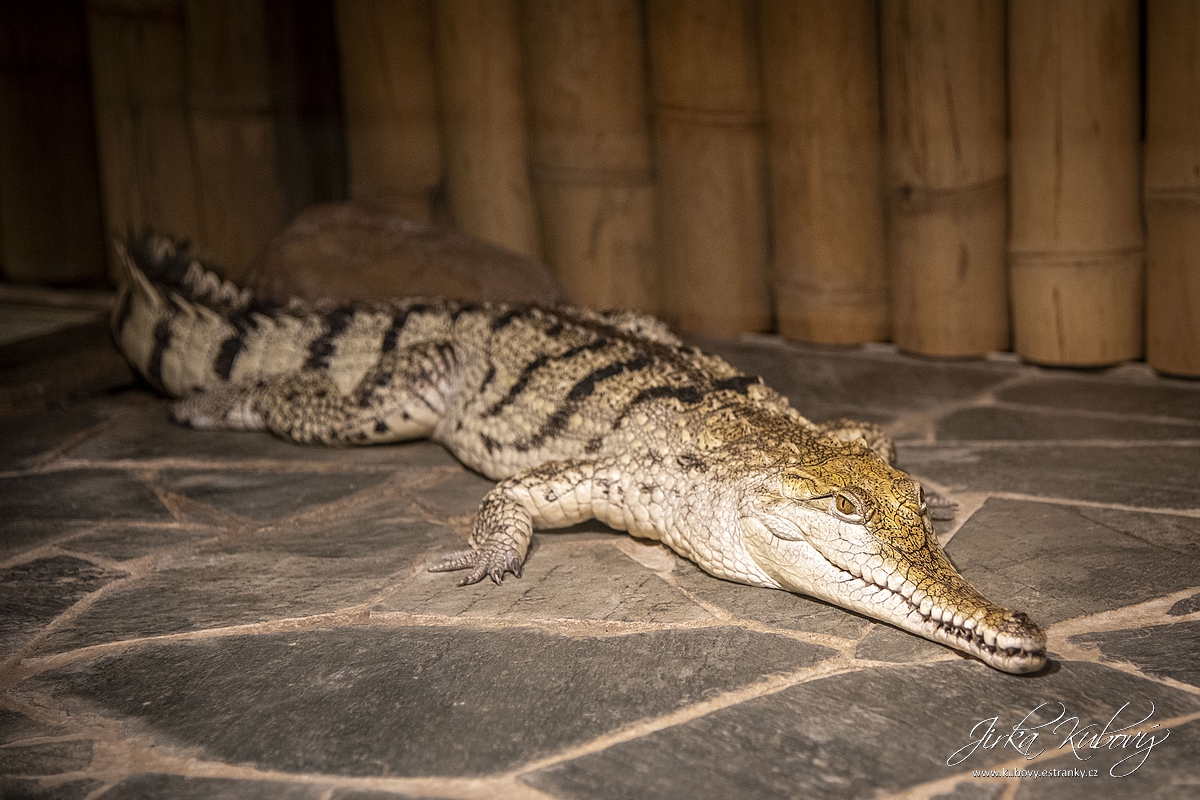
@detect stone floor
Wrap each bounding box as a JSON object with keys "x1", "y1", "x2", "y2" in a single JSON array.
[{"x1": 2, "y1": 333, "x2": 1199, "y2": 799}]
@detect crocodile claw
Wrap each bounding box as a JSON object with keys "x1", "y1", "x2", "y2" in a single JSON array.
[
  {"x1": 429, "y1": 547, "x2": 524, "y2": 586},
  {"x1": 926, "y1": 490, "x2": 958, "y2": 521}
]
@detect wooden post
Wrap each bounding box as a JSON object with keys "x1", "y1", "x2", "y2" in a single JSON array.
[
  {"x1": 649, "y1": 0, "x2": 770, "y2": 335},
  {"x1": 522, "y1": 0, "x2": 659, "y2": 313},
  {"x1": 1008, "y1": 0, "x2": 1142, "y2": 365},
  {"x1": 0, "y1": 1, "x2": 107, "y2": 285},
  {"x1": 761, "y1": 0, "x2": 889, "y2": 344},
  {"x1": 86, "y1": 0, "x2": 203, "y2": 273},
  {"x1": 432, "y1": 0, "x2": 541, "y2": 258},
  {"x1": 86, "y1": 0, "x2": 286, "y2": 278},
  {"x1": 181, "y1": 0, "x2": 286, "y2": 276},
  {"x1": 262, "y1": 0, "x2": 348, "y2": 220},
  {"x1": 334, "y1": 0, "x2": 442, "y2": 222},
  {"x1": 1145, "y1": 0, "x2": 1200, "y2": 377},
  {"x1": 881, "y1": 0, "x2": 1008, "y2": 356}
]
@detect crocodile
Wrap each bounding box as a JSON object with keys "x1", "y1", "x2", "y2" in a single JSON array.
[{"x1": 112, "y1": 232, "x2": 1047, "y2": 674}]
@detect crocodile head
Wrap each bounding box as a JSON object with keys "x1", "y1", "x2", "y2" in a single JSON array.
[{"x1": 739, "y1": 440, "x2": 1046, "y2": 674}]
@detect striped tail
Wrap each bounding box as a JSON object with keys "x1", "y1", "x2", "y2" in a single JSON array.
[{"x1": 110, "y1": 231, "x2": 289, "y2": 397}]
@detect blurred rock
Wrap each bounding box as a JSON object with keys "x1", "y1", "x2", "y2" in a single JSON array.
[{"x1": 243, "y1": 201, "x2": 566, "y2": 305}]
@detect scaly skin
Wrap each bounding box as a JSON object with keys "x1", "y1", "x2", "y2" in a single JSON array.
[{"x1": 113, "y1": 232, "x2": 1047, "y2": 674}]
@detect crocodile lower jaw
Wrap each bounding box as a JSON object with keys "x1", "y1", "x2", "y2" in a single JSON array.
[{"x1": 833, "y1": 566, "x2": 1047, "y2": 675}]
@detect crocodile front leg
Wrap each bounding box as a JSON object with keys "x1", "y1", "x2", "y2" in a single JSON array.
[
  {"x1": 431, "y1": 458, "x2": 617, "y2": 585},
  {"x1": 814, "y1": 418, "x2": 897, "y2": 465}
]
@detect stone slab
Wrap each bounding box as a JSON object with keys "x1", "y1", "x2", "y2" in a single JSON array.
[
  {"x1": 694, "y1": 337, "x2": 1020, "y2": 415},
  {"x1": 0, "y1": 470, "x2": 172, "y2": 523},
  {"x1": 944, "y1": 499, "x2": 1200, "y2": 625},
  {"x1": 1169, "y1": 592, "x2": 1200, "y2": 617},
  {"x1": 0, "y1": 778, "x2": 102, "y2": 800},
  {"x1": 62, "y1": 525, "x2": 219, "y2": 562},
  {"x1": 27, "y1": 625, "x2": 834, "y2": 778},
  {"x1": 408, "y1": 469, "x2": 496, "y2": 519},
  {"x1": 0, "y1": 556, "x2": 125, "y2": 659},
  {"x1": 935, "y1": 406, "x2": 1200, "y2": 442},
  {"x1": 65, "y1": 401, "x2": 458, "y2": 470},
  {"x1": 854, "y1": 623, "x2": 948, "y2": 664},
  {"x1": 1014, "y1": 718, "x2": 1200, "y2": 797},
  {"x1": 0, "y1": 708, "x2": 64, "y2": 745},
  {"x1": 158, "y1": 470, "x2": 391, "y2": 521},
  {"x1": 330, "y1": 791, "x2": 439, "y2": 800},
  {"x1": 932, "y1": 784, "x2": 1004, "y2": 800},
  {"x1": 1069, "y1": 619, "x2": 1200, "y2": 689},
  {"x1": 0, "y1": 406, "x2": 105, "y2": 471},
  {"x1": 900, "y1": 444, "x2": 1200, "y2": 510},
  {"x1": 36, "y1": 508, "x2": 447, "y2": 655},
  {"x1": 669, "y1": 558, "x2": 872, "y2": 640},
  {"x1": 97, "y1": 774, "x2": 325, "y2": 800},
  {"x1": 998, "y1": 377, "x2": 1200, "y2": 422},
  {"x1": 378, "y1": 541, "x2": 714, "y2": 626},
  {"x1": 521, "y1": 661, "x2": 1200, "y2": 800},
  {"x1": 0, "y1": 522, "x2": 94, "y2": 562},
  {"x1": 0, "y1": 319, "x2": 135, "y2": 419},
  {"x1": 0, "y1": 740, "x2": 92, "y2": 776}
]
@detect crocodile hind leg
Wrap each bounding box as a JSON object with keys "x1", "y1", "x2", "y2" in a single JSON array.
[
  {"x1": 173, "y1": 341, "x2": 458, "y2": 445},
  {"x1": 172, "y1": 381, "x2": 271, "y2": 432},
  {"x1": 431, "y1": 458, "x2": 613, "y2": 585}
]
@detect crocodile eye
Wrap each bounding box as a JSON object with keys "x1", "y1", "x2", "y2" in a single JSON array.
[{"x1": 834, "y1": 493, "x2": 858, "y2": 517}]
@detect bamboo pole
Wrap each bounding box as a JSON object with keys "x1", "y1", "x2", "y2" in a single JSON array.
[
  {"x1": 432, "y1": 0, "x2": 541, "y2": 258},
  {"x1": 1145, "y1": 0, "x2": 1200, "y2": 377},
  {"x1": 1007, "y1": 0, "x2": 1142, "y2": 365},
  {"x1": 86, "y1": 0, "x2": 203, "y2": 272},
  {"x1": 881, "y1": 0, "x2": 1008, "y2": 356},
  {"x1": 334, "y1": 0, "x2": 442, "y2": 221},
  {"x1": 761, "y1": 0, "x2": 889, "y2": 344},
  {"x1": 181, "y1": 0, "x2": 285, "y2": 277},
  {"x1": 649, "y1": 0, "x2": 770, "y2": 335},
  {"x1": 86, "y1": 0, "x2": 285, "y2": 278},
  {"x1": 262, "y1": 0, "x2": 348, "y2": 220},
  {"x1": 522, "y1": 0, "x2": 659, "y2": 313},
  {"x1": 0, "y1": 2, "x2": 107, "y2": 285}
]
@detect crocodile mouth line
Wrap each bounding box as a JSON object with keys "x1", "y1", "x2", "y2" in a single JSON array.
[{"x1": 831, "y1": 559, "x2": 1045, "y2": 670}]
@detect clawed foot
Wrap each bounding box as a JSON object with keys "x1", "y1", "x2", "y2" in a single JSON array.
[
  {"x1": 172, "y1": 384, "x2": 265, "y2": 431},
  {"x1": 429, "y1": 546, "x2": 524, "y2": 586},
  {"x1": 926, "y1": 490, "x2": 958, "y2": 521}
]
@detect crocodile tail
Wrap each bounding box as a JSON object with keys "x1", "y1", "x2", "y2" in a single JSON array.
[{"x1": 110, "y1": 231, "x2": 277, "y2": 397}]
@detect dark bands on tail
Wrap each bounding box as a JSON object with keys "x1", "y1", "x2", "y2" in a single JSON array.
[{"x1": 146, "y1": 318, "x2": 173, "y2": 392}]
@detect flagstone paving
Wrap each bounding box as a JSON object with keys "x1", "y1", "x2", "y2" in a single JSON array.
[{"x1": 2, "y1": 333, "x2": 1199, "y2": 799}]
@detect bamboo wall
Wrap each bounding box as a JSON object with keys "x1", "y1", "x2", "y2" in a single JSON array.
[
  {"x1": 3, "y1": 0, "x2": 1198, "y2": 375},
  {"x1": 0, "y1": 2, "x2": 107, "y2": 286}
]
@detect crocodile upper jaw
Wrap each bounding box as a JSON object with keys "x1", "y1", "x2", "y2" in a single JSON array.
[
  {"x1": 827, "y1": 559, "x2": 1047, "y2": 674},
  {"x1": 742, "y1": 521, "x2": 1047, "y2": 674}
]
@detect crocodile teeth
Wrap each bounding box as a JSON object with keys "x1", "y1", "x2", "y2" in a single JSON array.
[
  {"x1": 952, "y1": 613, "x2": 965, "y2": 629},
  {"x1": 919, "y1": 596, "x2": 933, "y2": 616},
  {"x1": 912, "y1": 587, "x2": 927, "y2": 606},
  {"x1": 983, "y1": 627, "x2": 997, "y2": 647}
]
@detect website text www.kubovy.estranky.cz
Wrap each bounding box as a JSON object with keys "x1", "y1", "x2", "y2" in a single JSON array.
[{"x1": 971, "y1": 767, "x2": 1100, "y2": 778}]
